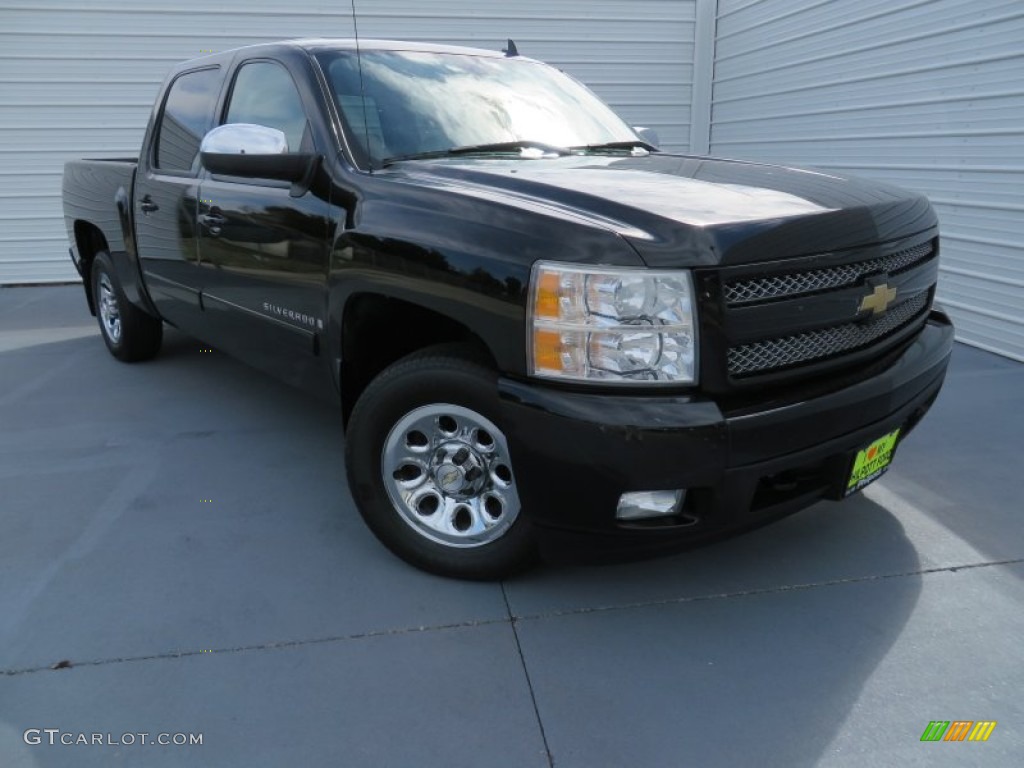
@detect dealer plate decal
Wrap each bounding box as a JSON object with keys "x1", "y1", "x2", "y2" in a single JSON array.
[{"x1": 846, "y1": 428, "x2": 901, "y2": 496}]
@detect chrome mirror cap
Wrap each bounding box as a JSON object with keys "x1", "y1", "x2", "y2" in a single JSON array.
[{"x1": 200, "y1": 123, "x2": 288, "y2": 155}]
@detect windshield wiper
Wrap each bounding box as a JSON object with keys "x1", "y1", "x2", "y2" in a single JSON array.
[
  {"x1": 570, "y1": 140, "x2": 658, "y2": 153},
  {"x1": 448, "y1": 140, "x2": 569, "y2": 156},
  {"x1": 382, "y1": 140, "x2": 569, "y2": 167}
]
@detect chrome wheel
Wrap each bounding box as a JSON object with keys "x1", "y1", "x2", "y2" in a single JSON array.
[
  {"x1": 98, "y1": 273, "x2": 122, "y2": 344},
  {"x1": 382, "y1": 404, "x2": 520, "y2": 548}
]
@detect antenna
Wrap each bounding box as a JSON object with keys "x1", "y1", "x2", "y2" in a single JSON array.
[
  {"x1": 350, "y1": 0, "x2": 373, "y2": 171},
  {"x1": 503, "y1": 39, "x2": 519, "y2": 57}
]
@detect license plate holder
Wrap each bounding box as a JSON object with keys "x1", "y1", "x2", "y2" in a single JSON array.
[{"x1": 844, "y1": 427, "x2": 902, "y2": 497}]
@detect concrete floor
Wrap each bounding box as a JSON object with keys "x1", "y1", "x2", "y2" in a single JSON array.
[{"x1": 1, "y1": 285, "x2": 1021, "y2": 768}]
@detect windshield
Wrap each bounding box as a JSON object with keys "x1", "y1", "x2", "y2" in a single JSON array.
[{"x1": 314, "y1": 50, "x2": 639, "y2": 167}]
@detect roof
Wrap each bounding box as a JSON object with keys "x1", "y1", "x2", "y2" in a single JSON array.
[
  {"x1": 186, "y1": 38, "x2": 517, "y2": 65},
  {"x1": 291, "y1": 38, "x2": 512, "y2": 58}
]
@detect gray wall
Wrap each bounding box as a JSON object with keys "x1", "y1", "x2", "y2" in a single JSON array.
[
  {"x1": 702, "y1": 0, "x2": 1024, "y2": 361},
  {"x1": 0, "y1": 0, "x2": 695, "y2": 283},
  {"x1": 2, "y1": 0, "x2": 1021, "y2": 361}
]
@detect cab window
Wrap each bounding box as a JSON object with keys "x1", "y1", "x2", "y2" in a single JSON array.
[
  {"x1": 224, "y1": 61, "x2": 311, "y2": 152},
  {"x1": 155, "y1": 67, "x2": 220, "y2": 172}
]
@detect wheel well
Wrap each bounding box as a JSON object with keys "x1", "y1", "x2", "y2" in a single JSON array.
[
  {"x1": 73, "y1": 221, "x2": 109, "y2": 315},
  {"x1": 340, "y1": 294, "x2": 495, "y2": 425}
]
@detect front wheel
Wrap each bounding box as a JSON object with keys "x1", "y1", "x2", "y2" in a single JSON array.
[{"x1": 345, "y1": 348, "x2": 537, "y2": 579}]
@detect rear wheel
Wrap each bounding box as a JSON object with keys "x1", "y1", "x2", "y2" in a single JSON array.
[
  {"x1": 91, "y1": 251, "x2": 162, "y2": 362},
  {"x1": 345, "y1": 347, "x2": 536, "y2": 579}
]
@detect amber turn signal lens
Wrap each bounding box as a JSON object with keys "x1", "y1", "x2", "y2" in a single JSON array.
[
  {"x1": 532, "y1": 328, "x2": 564, "y2": 371},
  {"x1": 533, "y1": 270, "x2": 562, "y2": 319}
]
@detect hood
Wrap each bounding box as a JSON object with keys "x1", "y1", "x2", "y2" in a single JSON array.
[{"x1": 382, "y1": 153, "x2": 936, "y2": 267}]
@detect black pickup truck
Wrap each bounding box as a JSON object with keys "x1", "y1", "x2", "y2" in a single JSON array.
[{"x1": 62, "y1": 39, "x2": 953, "y2": 579}]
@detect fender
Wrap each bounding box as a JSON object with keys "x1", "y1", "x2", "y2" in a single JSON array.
[{"x1": 112, "y1": 183, "x2": 160, "y2": 317}]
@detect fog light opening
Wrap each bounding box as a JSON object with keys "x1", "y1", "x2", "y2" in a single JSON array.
[{"x1": 616, "y1": 490, "x2": 686, "y2": 521}]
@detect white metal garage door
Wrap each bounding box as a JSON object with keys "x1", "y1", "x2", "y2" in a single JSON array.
[
  {"x1": 0, "y1": 0, "x2": 695, "y2": 284},
  {"x1": 707, "y1": 0, "x2": 1024, "y2": 361}
]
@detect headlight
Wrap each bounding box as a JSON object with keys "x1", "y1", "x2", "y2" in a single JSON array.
[{"x1": 528, "y1": 261, "x2": 698, "y2": 385}]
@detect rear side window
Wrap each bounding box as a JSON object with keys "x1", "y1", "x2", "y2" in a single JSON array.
[
  {"x1": 155, "y1": 67, "x2": 221, "y2": 172},
  {"x1": 225, "y1": 61, "x2": 310, "y2": 152}
]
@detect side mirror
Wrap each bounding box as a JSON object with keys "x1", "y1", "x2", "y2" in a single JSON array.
[
  {"x1": 200, "y1": 123, "x2": 315, "y2": 185},
  {"x1": 633, "y1": 126, "x2": 661, "y2": 150}
]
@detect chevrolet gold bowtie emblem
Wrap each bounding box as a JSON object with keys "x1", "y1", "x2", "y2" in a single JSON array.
[{"x1": 859, "y1": 283, "x2": 897, "y2": 315}]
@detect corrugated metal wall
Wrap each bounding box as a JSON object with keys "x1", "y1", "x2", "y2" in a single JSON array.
[
  {"x1": 0, "y1": 0, "x2": 695, "y2": 284},
  {"x1": 5, "y1": 0, "x2": 1021, "y2": 362},
  {"x1": 708, "y1": 0, "x2": 1024, "y2": 361}
]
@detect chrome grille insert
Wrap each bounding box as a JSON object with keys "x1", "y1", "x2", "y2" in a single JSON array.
[
  {"x1": 727, "y1": 293, "x2": 929, "y2": 377},
  {"x1": 724, "y1": 242, "x2": 933, "y2": 306}
]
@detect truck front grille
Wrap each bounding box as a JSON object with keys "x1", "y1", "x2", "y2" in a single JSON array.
[
  {"x1": 727, "y1": 292, "x2": 930, "y2": 377},
  {"x1": 724, "y1": 241, "x2": 933, "y2": 306}
]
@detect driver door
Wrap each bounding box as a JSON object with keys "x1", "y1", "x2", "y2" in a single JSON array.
[{"x1": 197, "y1": 59, "x2": 330, "y2": 389}]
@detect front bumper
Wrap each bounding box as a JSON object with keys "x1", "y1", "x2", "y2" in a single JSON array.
[{"x1": 497, "y1": 310, "x2": 954, "y2": 559}]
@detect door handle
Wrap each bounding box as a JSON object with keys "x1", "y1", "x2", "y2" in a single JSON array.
[
  {"x1": 140, "y1": 196, "x2": 159, "y2": 214},
  {"x1": 199, "y1": 212, "x2": 226, "y2": 236}
]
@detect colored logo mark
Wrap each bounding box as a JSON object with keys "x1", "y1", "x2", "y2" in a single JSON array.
[
  {"x1": 859, "y1": 283, "x2": 898, "y2": 315},
  {"x1": 921, "y1": 721, "x2": 997, "y2": 742}
]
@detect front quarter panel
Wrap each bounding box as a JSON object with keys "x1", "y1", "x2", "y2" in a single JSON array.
[{"x1": 326, "y1": 172, "x2": 645, "y2": 377}]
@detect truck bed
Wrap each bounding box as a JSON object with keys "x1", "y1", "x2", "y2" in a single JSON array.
[{"x1": 62, "y1": 158, "x2": 138, "y2": 264}]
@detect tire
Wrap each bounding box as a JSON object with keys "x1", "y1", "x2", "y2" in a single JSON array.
[
  {"x1": 345, "y1": 346, "x2": 537, "y2": 579},
  {"x1": 91, "y1": 251, "x2": 163, "y2": 362}
]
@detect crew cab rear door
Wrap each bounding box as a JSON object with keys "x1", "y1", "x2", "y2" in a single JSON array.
[{"x1": 197, "y1": 58, "x2": 331, "y2": 389}]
